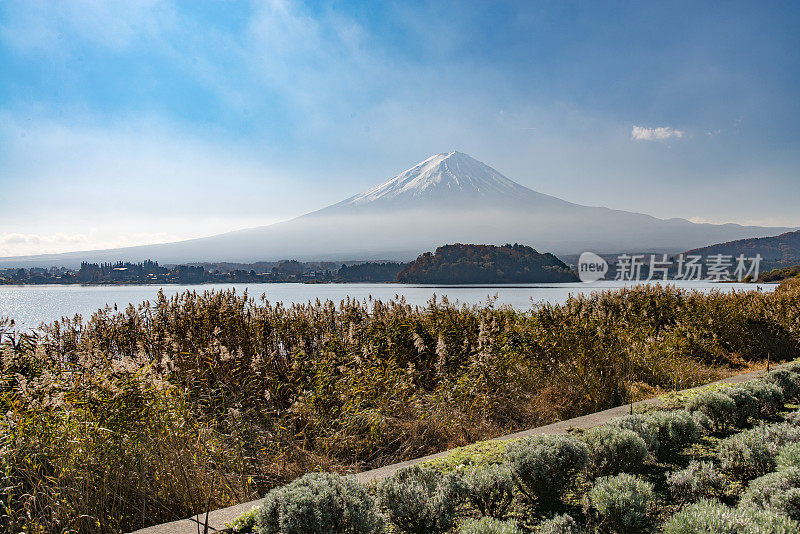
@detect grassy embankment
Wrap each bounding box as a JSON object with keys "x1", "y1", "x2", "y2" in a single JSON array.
[{"x1": 1, "y1": 281, "x2": 799, "y2": 532}]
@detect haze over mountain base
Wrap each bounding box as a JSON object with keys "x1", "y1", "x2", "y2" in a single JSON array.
[{"x1": 1, "y1": 152, "x2": 793, "y2": 267}]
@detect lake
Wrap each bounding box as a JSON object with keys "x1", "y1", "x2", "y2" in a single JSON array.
[{"x1": 0, "y1": 280, "x2": 775, "y2": 331}]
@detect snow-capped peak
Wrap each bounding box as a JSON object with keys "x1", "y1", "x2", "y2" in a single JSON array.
[{"x1": 343, "y1": 151, "x2": 532, "y2": 206}]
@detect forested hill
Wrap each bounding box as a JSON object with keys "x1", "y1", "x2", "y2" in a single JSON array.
[
  {"x1": 685, "y1": 229, "x2": 800, "y2": 266},
  {"x1": 397, "y1": 243, "x2": 577, "y2": 284}
]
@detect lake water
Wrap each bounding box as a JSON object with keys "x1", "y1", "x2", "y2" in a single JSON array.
[{"x1": 0, "y1": 281, "x2": 775, "y2": 331}]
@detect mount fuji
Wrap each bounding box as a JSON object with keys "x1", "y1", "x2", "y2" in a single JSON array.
[
  {"x1": 1, "y1": 152, "x2": 794, "y2": 266},
  {"x1": 328, "y1": 151, "x2": 561, "y2": 209}
]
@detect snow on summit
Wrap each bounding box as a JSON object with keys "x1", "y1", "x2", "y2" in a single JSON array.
[{"x1": 344, "y1": 151, "x2": 532, "y2": 206}]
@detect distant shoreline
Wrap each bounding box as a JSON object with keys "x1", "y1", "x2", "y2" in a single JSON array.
[{"x1": 0, "y1": 280, "x2": 776, "y2": 288}]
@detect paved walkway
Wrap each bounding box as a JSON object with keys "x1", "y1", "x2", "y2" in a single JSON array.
[{"x1": 130, "y1": 362, "x2": 788, "y2": 534}]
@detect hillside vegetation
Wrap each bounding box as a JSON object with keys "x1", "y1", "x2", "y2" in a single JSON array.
[
  {"x1": 760, "y1": 265, "x2": 800, "y2": 283},
  {"x1": 1, "y1": 282, "x2": 800, "y2": 532},
  {"x1": 397, "y1": 243, "x2": 577, "y2": 283},
  {"x1": 686, "y1": 229, "x2": 800, "y2": 268}
]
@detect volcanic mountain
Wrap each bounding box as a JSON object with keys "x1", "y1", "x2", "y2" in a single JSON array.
[{"x1": 1, "y1": 152, "x2": 794, "y2": 266}]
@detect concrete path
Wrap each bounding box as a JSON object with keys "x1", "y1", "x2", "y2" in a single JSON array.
[{"x1": 130, "y1": 362, "x2": 788, "y2": 534}]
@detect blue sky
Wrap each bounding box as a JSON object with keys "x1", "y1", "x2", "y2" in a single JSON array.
[{"x1": 1, "y1": 0, "x2": 799, "y2": 256}]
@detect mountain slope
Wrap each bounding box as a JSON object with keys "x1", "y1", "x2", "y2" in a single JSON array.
[
  {"x1": 685, "y1": 230, "x2": 800, "y2": 264},
  {"x1": 0, "y1": 152, "x2": 795, "y2": 267}
]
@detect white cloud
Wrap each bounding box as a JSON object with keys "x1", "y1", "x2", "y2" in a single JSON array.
[
  {"x1": 0, "y1": 230, "x2": 175, "y2": 257},
  {"x1": 631, "y1": 125, "x2": 684, "y2": 141},
  {"x1": 0, "y1": 232, "x2": 85, "y2": 257}
]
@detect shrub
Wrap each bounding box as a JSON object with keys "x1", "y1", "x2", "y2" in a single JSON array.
[
  {"x1": 719, "y1": 430, "x2": 774, "y2": 482},
  {"x1": 504, "y1": 434, "x2": 588, "y2": 506},
  {"x1": 537, "y1": 514, "x2": 581, "y2": 534},
  {"x1": 767, "y1": 422, "x2": 800, "y2": 443},
  {"x1": 778, "y1": 443, "x2": 800, "y2": 471},
  {"x1": 764, "y1": 370, "x2": 800, "y2": 402},
  {"x1": 725, "y1": 387, "x2": 759, "y2": 427},
  {"x1": 377, "y1": 465, "x2": 466, "y2": 534},
  {"x1": 743, "y1": 381, "x2": 785, "y2": 418},
  {"x1": 585, "y1": 473, "x2": 654, "y2": 533},
  {"x1": 229, "y1": 506, "x2": 261, "y2": 532},
  {"x1": 786, "y1": 408, "x2": 800, "y2": 426},
  {"x1": 458, "y1": 517, "x2": 521, "y2": 534},
  {"x1": 740, "y1": 467, "x2": 800, "y2": 521},
  {"x1": 583, "y1": 426, "x2": 648, "y2": 478},
  {"x1": 646, "y1": 410, "x2": 700, "y2": 457},
  {"x1": 718, "y1": 423, "x2": 800, "y2": 481},
  {"x1": 691, "y1": 410, "x2": 714, "y2": 434},
  {"x1": 608, "y1": 414, "x2": 659, "y2": 453},
  {"x1": 685, "y1": 392, "x2": 736, "y2": 433},
  {"x1": 667, "y1": 461, "x2": 726, "y2": 504},
  {"x1": 662, "y1": 498, "x2": 800, "y2": 533},
  {"x1": 256, "y1": 472, "x2": 384, "y2": 534},
  {"x1": 463, "y1": 464, "x2": 514, "y2": 519}
]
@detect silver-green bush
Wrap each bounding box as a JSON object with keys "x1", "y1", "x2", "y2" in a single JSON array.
[
  {"x1": 778, "y1": 443, "x2": 800, "y2": 470},
  {"x1": 608, "y1": 414, "x2": 659, "y2": 453},
  {"x1": 505, "y1": 434, "x2": 588, "y2": 505},
  {"x1": 740, "y1": 467, "x2": 800, "y2": 521},
  {"x1": 786, "y1": 408, "x2": 800, "y2": 426},
  {"x1": 583, "y1": 426, "x2": 648, "y2": 478},
  {"x1": 537, "y1": 514, "x2": 582, "y2": 534},
  {"x1": 719, "y1": 427, "x2": 777, "y2": 481},
  {"x1": 685, "y1": 391, "x2": 736, "y2": 433},
  {"x1": 458, "y1": 517, "x2": 521, "y2": 534},
  {"x1": 667, "y1": 461, "x2": 726, "y2": 504},
  {"x1": 764, "y1": 370, "x2": 800, "y2": 402},
  {"x1": 765, "y1": 422, "x2": 800, "y2": 442},
  {"x1": 585, "y1": 473, "x2": 654, "y2": 533},
  {"x1": 691, "y1": 410, "x2": 714, "y2": 434},
  {"x1": 646, "y1": 410, "x2": 700, "y2": 457},
  {"x1": 662, "y1": 498, "x2": 800, "y2": 533},
  {"x1": 718, "y1": 423, "x2": 800, "y2": 481},
  {"x1": 463, "y1": 464, "x2": 514, "y2": 519},
  {"x1": 377, "y1": 465, "x2": 466, "y2": 534},
  {"x1": 256, "y1": 472, "x2": 384, "y2": 534},
  {"x1": 726, "y1": 387, "x2": 760, "y2": 427},
  {"x1": 744, "y1": 381, "x2": 785, "y2": 419}
]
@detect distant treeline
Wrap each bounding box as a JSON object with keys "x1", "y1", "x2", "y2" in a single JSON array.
[
  {"x1": 0, "y1": 260, "x2": 339, "y2": 285},
  {"x1": 337, "y1": 262, "x2": 408, "y2": 281},
  {"x1": 0, "y1": 259, "x2": 414, "y2": 285},
  {"x1": 398, "y1": 243, "x2": 578, "y2": 283},
  {"x1": 759, "y1": 265, "x2": 800, "y2": 283}
]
